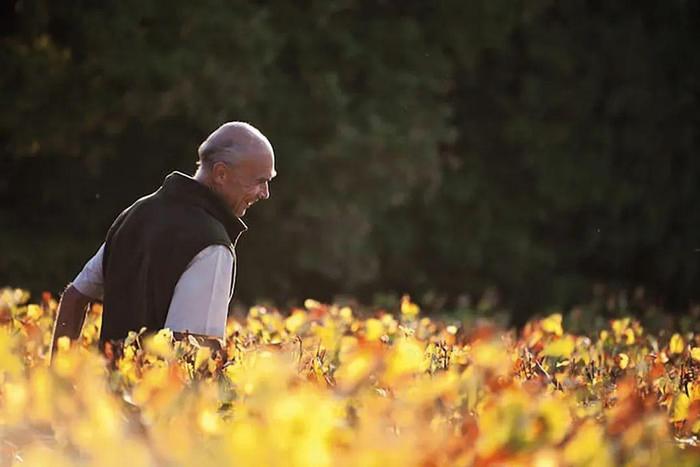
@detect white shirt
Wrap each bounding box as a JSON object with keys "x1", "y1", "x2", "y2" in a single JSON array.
[{"x1": 71, "y1": 243, "x2": 234, "y2": 339}]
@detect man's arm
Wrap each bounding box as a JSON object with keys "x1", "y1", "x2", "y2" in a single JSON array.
[
  {"x1": 50, "y1": 284, "x2": 92, "y2": 356},
  {"x1": 50, "y1": 243, "x2": 106, "y2": 359}
]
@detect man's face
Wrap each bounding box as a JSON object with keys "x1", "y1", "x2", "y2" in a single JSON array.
[{"x1": 214, "y1": 150, "x2": 276, "y2": 218}]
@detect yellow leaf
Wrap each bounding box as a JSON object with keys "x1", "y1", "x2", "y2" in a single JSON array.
[
  {"x1": 29, "y1": 368, "x2": 54, "y2": 422},
  {"x1": 564, "y1": 421, "x2": 613, "y2": 467},
  {"x1": 0, "y1": 328, "x2": 23, "y2": 377},
  {"x1": 611, "y1": 318, "x2": 630, "y2": 338},
  {"x1": 539, "y1": 397, "x2": 573, "y2": 444},
  {"x1": 16, "y1": 445, "x2": 74, "y2": 467},
  {"x1": 671, "y1": 393, "x2": 690, "y2": 422},
  {"x1": 692, "y1": 420, "x2": 700, "y2": 435},
  {"x1": 57, "y1": 335, "x2": 71, "y2": 352},
  {"x1": 365, "y1": 318, "x2": 384, "y2": 342},
  {"x1": 690, "y1": 347, "x2": 700, "y2": 362},
  {"x1": 339, "y1": 306, "x2": 353, "y2": 320},
  {"x1": 541, "y1": 336, "x2": 575, "y2": 358},
  {"x1": 688, "y1": 382, "x2": 700, "y2": 402},
  {"x1": 618, "y1": 353, "x2": 629, "y2": 369},
  {"x1": 381, "y1": 313, "x2": 398, "y2": 334},
  {"x1": 3, "y1": 382, "x2": 28, "y2": 422},
  {"x1": 314, "y1": 320, "x2": 339, "y2": 353},
  {"x1": 194, "y1": 346, "x2": 212, "y2": 370},
  {"x1": 27, "y1": 304, "x2": 42, "y2": 320},
  {"x1": 669, "y1": 333, "x2": 685, "y2": 354},
  {"x1": 400, "y1": 295, "x2": 420, "y2": 318},
  {"x1": 285, "y1": 310, "x2": 307, "y2": 334},
  {"x1": 385, "y1": 338, "x2": 425, "y2": 380},
  {"x1": 335, "y1": 350, "x2": 376, "y2": 390},
  {"x1": 541, "y1": 314, "x2": 564, "y2": 336},
  {"x1": 304, "y1": 298, "x2": 322, "y2": 310},
  {"x1": 533, "y1": 450, "x2": 559, "y2": 467},
  {"x1": 144, "y1": 329, "x2": 174, "y2": 359},
  {"x1": 475, "y1": 389, "x2": 529, "y2": 456},
  {"x1": 198, "y1": 409, "x2": 221, "y2": 434},
  {"x1": 471, "y1": 340, "x2": 510, "y2": 371}
]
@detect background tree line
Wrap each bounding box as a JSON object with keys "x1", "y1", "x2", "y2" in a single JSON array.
[{"x1": 2, "y1": 0, "x2": 699, "y2": 317}]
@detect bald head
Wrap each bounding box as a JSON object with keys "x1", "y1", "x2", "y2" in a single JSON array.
[
  {"x1": 197, "y1": 121, "x2": 274, "y2": 170},
  {"x1": 194, "y1": 122, "x2": 276, "y2": 217}
]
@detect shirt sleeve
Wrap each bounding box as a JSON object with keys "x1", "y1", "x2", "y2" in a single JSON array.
[
  {"x1": 71, "y1": 243, "x2": 105, "y2": 300},
  {"x1": 164, "y1": 244, "x2": 234, "y2": 339}
]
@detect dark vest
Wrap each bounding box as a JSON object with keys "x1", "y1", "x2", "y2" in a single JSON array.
[{"x1": 101, "y1": 171, "x2": 247, "y2": 343}]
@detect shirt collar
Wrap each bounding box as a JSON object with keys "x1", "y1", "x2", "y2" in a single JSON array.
[{"x1": 160, "y1": 171, "x2": 248, "y2": 242}]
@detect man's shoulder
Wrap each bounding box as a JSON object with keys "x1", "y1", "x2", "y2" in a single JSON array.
[
  {"x1": 118, "y1": 188, "x2": 207, "y2": 220},
  {"x1": 121, "y1": 190, "x2": 229, "y2": 239},
  {"x1": 192, "y1": 244, "x2": 235, "y2": 263}
]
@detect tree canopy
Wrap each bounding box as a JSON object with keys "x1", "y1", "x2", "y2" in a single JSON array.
[{"x1": 2, "y1": 0, "x2": 699, "y2": 315}]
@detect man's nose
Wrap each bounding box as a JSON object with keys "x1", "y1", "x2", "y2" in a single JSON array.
[{"x1": 260, "y1": 182, "x2": 270, "y2": 200}]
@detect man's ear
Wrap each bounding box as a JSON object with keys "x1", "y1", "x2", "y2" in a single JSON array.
[{"x1": 211, "y1": 162, "x2": 228, "y2": 184}]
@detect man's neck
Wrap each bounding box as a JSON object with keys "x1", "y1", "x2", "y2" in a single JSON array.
[
  {"x1": 192, "y1": 169, "x2": 229, "y2": 211},
  {"x1": 193, "y1": 168, "x2": 213, "y2": 189}
]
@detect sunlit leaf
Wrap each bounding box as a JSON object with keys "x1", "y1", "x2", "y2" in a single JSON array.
[
  {"x1": 690, "y1": 347, "x2": 700, "y2": 362},
  {"x1": 400, "y1": 295, "x2": 420, "y2": 318},
  {"x1": 669, "y1": 333, "x2": 685, "y2": 355},
  {"x1": 385, "y1": 337, "x2": 425, "y2": 381},
  {"x1": 671, "y1": 393, "x2": 690, "y2": 422},
  {"x1": 364, "y1": 318, "x2": 384, "y2": 342},
  {"x1": 27, "y1": 304, "x2": 42, "y2": 320},
  {"x1": 563, "y1": 421, "x2": 613, "y2": 467},
  {"x1": 285, "y1": 309, "x2": 307, "y2": 334},
  {"x1": 541, "y1": 336, "x2": 575, "y2": 358},
  {"x1": 541, "y1": 313, "x2": 564, "y2": 336},
  {"x1": 144, "y1": 328, "x2": 174, "y2": 359},
  {"x1": 194, "y1": 346, "x2": 211, "y2": 370},
  {"x1": 618, "y1": 353, "x2": 629, "y2": 369},
  {"x1": 0, "y1": 328, "x2": 23, "y2": 377}
]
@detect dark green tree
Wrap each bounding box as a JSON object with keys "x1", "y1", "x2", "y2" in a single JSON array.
[{"x1": 2, "y1": 0, "x2": 699, "y2": 317}]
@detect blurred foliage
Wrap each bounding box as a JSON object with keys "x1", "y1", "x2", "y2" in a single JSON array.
[
  {"x1": 1, "y1": 1, "x2": 699, "y2": 316},
  {"x1": 2, "y1": 287, "x2": 700, "y2": 465}
]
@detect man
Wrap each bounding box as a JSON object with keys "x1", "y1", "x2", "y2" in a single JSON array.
[{"x1": 50, "y1": 121, "x2": 276, "y2": 353}]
